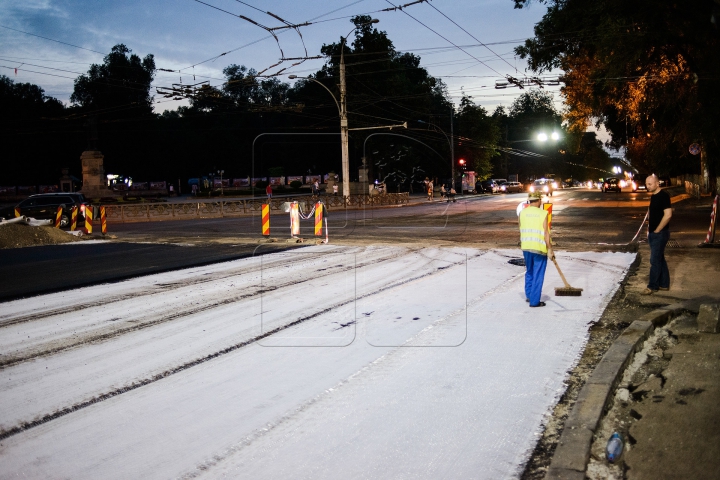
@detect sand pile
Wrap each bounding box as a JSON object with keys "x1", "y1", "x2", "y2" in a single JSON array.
[{"x1": 0, "y1": 223, "x2": 82, "y2": 249}]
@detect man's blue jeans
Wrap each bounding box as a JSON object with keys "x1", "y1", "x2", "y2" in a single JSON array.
[
  {"x1": 648, "y1": 230, "x2": 670, "y2": 290},
  {"x1": 523, "y1": 251, "x2": 548, "y2": 306}
]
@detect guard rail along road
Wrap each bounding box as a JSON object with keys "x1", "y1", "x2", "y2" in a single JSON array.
[{"x1": 103, "y1": 193, "x2": 409, "y2": 223}]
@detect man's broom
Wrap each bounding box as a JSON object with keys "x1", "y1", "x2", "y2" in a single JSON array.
[{"x1": 550, "y1": 256, "x2": 583, "y2": 296}]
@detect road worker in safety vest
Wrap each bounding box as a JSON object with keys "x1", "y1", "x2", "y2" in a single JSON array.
[{"x1": 518, "y1": 191, "x2": 555, "y2": 307}]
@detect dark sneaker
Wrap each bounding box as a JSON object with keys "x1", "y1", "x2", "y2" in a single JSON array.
[{"x1": 529, "y1": 302, "x2": 546, "y2": 307}]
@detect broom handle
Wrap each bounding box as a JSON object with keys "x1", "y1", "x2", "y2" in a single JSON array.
[{"x1": 551, "y1": 256, "x2": 572, "y2": 289}]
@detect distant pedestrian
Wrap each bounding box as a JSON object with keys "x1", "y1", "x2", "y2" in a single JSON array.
[
  {"x1": 333, "y1": 184, "x2": 338, "y2": 196},
  {"x1": 169, "y1": 184, "x2": 174, "y2": 196},
  {"x1": 266, "y1": 183, "x2": 272, "y2": 200},
  {"x1": 312, "y1": 180, "x2": 319, "y2": 196},
  {"x1": 519, "y1": 191, "x2": 554, "y2": 307},
  {"x1": 191, "y1": 184, "x2": 197, "y2": 196},
  {"x1": 642, "y1": 174, "x2": 672, "y2": 294},
  {"x1": 427, "y1": 180, "x2": 434, "y2": 201}
]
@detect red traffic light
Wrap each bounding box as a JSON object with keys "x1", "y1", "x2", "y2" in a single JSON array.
[{"x1": 458, "y1": 159, "x2": 465, "y2": 165}]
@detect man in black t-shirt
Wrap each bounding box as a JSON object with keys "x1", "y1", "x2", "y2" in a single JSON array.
[{"x1": 642, "y1": 174, "x2": 672, "y2": 294}]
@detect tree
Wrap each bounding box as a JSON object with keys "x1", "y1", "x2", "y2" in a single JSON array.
[
  {"x1": 513, "y1": 0, "x2": 720, "y2": 187},
  {"x1": 493, "y1": 90, "x2": 566, "y2": 180},
  {"x1": 71, "y1": 44, "x2": 156, "y2": 118},
  {"x1": 1, "y1": 76, "x2": 70, "y2": 184},
  {"x1": 0, "y1": 75, "x2": 64, "y2": 120},
  {"x1": 455, "y1": 94, "x2": 500, "y2": 180}
]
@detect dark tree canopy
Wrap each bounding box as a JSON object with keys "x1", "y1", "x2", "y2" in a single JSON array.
[
  {"x1": 513, "y1": 0, "x2": 720, "y2": 178},
  {"x1": 71, "y1": 44, "x2": 156, "y2": 118},
  {"x1": 0, "y1": 75, "x2": 64, "y2": 120}
]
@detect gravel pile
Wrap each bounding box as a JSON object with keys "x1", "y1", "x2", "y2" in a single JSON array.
[{"x1": 0, "y1": 223, "x2": 82, "y2": 249}]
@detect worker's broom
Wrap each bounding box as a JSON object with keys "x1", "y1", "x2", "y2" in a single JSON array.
[{"x1": 551, "y1": 256, "x2": 583, "y2": 296}]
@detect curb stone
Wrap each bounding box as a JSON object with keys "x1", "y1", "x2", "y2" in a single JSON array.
[{"x1": 543, "y1": 301, "x2": 693, "y2": 479}]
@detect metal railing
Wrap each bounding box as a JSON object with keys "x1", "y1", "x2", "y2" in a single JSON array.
[{"x1": 103, "y1": 193, "x2": 409, "y2": 223}]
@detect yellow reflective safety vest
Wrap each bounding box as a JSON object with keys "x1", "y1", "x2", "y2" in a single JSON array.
[{"x1": 519, "y1": 206, "x2": 548, "y2": 255}]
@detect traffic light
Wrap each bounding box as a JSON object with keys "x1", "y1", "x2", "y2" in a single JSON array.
[{"x1": 458, "y1": 158, "x2": 466, "y2": 170}]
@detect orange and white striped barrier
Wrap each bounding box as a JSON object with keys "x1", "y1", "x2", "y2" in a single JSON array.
[
  {"x1": 14, "y1": 207, "x2": 21, "y2": 218},
  {"x1": 543, "y1": 202, "x2": 553, "y2": 230},
  {"x1": 70, "y1": 206, "x2": 78, "y2": 231},
  {"x1": 290, "y1": 202, "x2": 300, "y2": 236},
  {"x1": 314, "y1": 202, "x2": 323, "y2": 236},
  {"x1": 100, "y1": 206, "x2": 107, "y2": 235},
  {"x1": 54, "y1": 206, "x2": 63, "y2": 228},
  {"x1": 85, "y1": 206, "x2": 93, "y2": 234},
  {"x1": 261, "y1": 204, "x2": 270, "y2": 236},
  {"x1": 698, "y1": 195, "x2": 718, "y2": 247}
]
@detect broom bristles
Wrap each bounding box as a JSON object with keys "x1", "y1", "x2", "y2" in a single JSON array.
[{"x1": 555, "y1": 287, "x2": 583, "y2": 296}]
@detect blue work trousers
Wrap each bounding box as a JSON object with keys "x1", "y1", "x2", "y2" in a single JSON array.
[
  {"x1": 648, "y1": 230, "x2": 670, "y2": 290},
  {"x1": 523, "y1": 251, "x2": 548, "y2": 306}
]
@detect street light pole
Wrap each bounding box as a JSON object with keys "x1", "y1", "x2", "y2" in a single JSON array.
[
  {"x1": 339, "y1": 41, "x2": 350, "y2": 199},
  {"x1": 450, "y1": 109, "x2": 455, "y2": 191},
  {"x1": 289, "y1": 19, "x2": 379, "y2": 199},
  {"x1": 337, "y1": 19, "x2": 378, "y2": 198}
]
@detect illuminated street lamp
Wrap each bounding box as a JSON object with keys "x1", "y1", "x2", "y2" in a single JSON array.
[{"x1": 536, "y1": 131, "x2": 561, "y2": 142}]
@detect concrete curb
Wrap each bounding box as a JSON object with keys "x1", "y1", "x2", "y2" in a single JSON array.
[{"x1": 544, "y1": 301, "x2": 692, "y2": 479}]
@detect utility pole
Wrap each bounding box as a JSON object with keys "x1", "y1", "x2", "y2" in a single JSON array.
[
  {"x1": 340, "y1": 44, "x2": 350, "y2": 199},
  {"x1": 450, "y1": 108, "x2": 455, "y2": 191}
]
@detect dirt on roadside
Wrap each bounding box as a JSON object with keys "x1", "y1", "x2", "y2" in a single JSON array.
[
  {"x1": 520, "y1": 250, "x2": 659, "y2": 480},
  {"x1": 0, "y1": 223, "x2": 82, "y2": 249}
]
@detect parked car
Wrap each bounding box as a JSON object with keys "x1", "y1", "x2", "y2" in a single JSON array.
[
  {"x1": 602, "y1": 177, "x2": 622, "y2": 193},
  {"x1": 499, "y1": 181, "x2": 524, "y2": 193},
  {"x1": 529, "y1": 178, "x2": 555, "y2": 196},
  {"x1": 477, "y1": 180, "x2": 502, "y2": 193},
  {"x1": 5, "y1": 193, "x2": 89, "y2": 227}
]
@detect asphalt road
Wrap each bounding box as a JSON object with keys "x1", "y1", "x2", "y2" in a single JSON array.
[
  {"x1": 2, "y1": 186, "x2": 710, "y2": 301},
  {"x1": 0, "y1": 242, "x2": 295, "y2": 301},
  {"x1": 106, "y1": 187, "x2": 700, "y2": 247}
]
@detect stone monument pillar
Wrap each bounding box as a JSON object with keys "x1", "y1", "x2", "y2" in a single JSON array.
[
  {"x1": 79, "y1": 116, "x2": 117, "y2": 199},
  {"x1": 79, "y1": 150, "x2": 116, "y2": 198}
]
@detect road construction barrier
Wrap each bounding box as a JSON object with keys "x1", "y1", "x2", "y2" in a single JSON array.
[
  {"x1": 71, "y1": 206, "x2": 78, "y2": 231},
  {"x1": 698, "y1": 195, "x2": 718, "y2": 247},
  {"x1": 54, "y1": 206, "x2": 62, "y2": 228},
  {"x1": 262, "y1": 204, "x2": 270, "y2": 236},
  {"x1": 14, "y1": 207, "x2": 20, "y2": 218},
  {"x1": 100, "y1": 206, "x2": 107, "y2": 235},
  {"x1": 278, "y1": 201, "x2": 329, "y2": 242},
  {"x1": 85, "y1": 207, "x2": 93, "y2": 234},
  {"x1": 315, "y1": 202, "x2": 323, "y2": 236},
  {"x1": 543, "y1": 202, "x2": 553, "y2": 230}
]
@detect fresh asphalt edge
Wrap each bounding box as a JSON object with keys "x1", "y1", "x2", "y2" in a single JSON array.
[
  {"x1": 543, "y1": 299, "x2": 694, "y2": 480},
  {"x1": 0, "y1": 243, "x2": 297, "y2": 303}
]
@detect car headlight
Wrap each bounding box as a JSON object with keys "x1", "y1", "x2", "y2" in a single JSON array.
[
  {"x1": 619, "y1": 180, "x2": 627, "y2": 188},
  {"x1": 543, "y1": 185, "x2": 549, "y2": 192},
  {"x1": 552, "y1": 182, "x2": 558, "y2": 189},
  {"x1": 530, "y1": 186, "x2": 535, "y2": 192}
]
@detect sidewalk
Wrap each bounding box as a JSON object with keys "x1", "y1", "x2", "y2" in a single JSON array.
[{"x1": 546, "y1": 195, "x2": 720, "y2": 480}]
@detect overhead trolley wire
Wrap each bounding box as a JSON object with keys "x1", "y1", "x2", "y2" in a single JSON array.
[
  {"x1": 0, "y1": 24, "x2": 105, "y2": 56},
  {"x1": 425, "y1": 2, "x2": 517, "y2": 73},
  {"x1": 382, "y1": 0, "x2": 503, "y2": 77}
]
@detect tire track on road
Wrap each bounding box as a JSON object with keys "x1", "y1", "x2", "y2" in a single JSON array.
[
  {"x1": 0, "y1": 248, "x2": 478, "y2": 441},
  {"x1": 0, "y1": 248, "x2": 420, "y2": 368}
]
